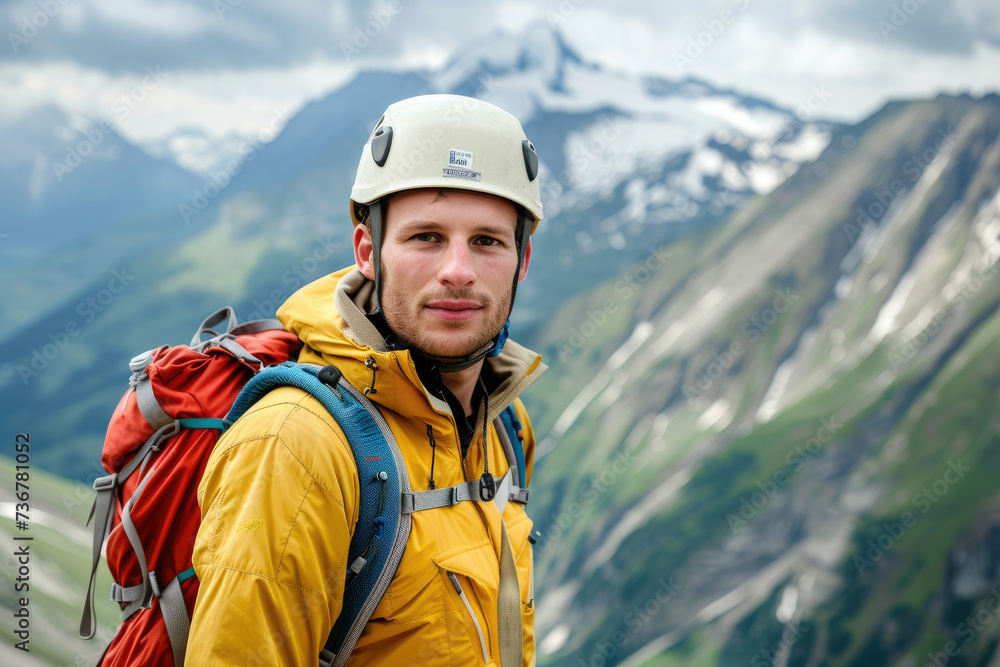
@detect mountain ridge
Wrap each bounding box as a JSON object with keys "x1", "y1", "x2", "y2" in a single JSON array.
[{"x1": 521, "y1": 92, "x2": 1000, "y2": 666}]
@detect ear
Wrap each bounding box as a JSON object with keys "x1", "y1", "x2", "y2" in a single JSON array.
[
  {"x1": 517, "y1": 238, "x2": 532, "y2": 283},
  {"x1": 354, "y1": 224, "x2": 376, "y2": 280}
]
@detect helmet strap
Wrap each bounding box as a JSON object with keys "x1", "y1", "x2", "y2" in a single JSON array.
[
  {"x1": 509, "y1": 208, "x2": 532, "y2": 316},
  {"x1": 368, "y1": 199, "x2": 387, "y2": 312}
]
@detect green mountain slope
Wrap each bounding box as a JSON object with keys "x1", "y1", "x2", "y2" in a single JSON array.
[
  {"x1": 524, "y1": 93, "x2": 1000, "y2": 666},
  {"x1": 0, "y1": 454, "x2": 119, "y2": 665}
]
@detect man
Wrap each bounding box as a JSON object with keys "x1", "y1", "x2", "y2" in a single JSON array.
[{"x1": 187, "y1": 94, "x2": 546, "y2": 666}]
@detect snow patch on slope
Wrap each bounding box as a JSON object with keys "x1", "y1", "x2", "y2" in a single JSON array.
[{"x1": 537, "y1": 321, "x2": 654, "y2": 458}]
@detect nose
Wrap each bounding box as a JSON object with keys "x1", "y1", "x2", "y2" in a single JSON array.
[{"x1": 437, "y1": 241, "x2": 477, "y2": 288}]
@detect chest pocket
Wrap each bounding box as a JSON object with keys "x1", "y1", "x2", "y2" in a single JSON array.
[
  {"x1": 355, "y1": 492, "x2": 532, "y2": 666},
  {"x1": 430, "y1": 489, "x2": 534, "y2": 666}
]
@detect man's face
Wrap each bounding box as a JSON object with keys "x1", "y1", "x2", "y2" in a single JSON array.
[{"x1": 354, "y1": 188, "x2": 531, "y2": 361}]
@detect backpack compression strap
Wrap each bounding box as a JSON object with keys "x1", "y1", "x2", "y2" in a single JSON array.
[
  {"x1": 225, "y1": 362, "x2": 412, "y2": 667},
  {"x1": 497, "y1": 406, "x2": 529, "y2": 504},
  {"x1": 400, "y1": 406, "x2": 530, "y2": 514}
]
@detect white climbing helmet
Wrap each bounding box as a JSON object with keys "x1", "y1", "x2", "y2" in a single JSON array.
[{"x1": 350, "y1": 94, "x2": 543, "y2": 232}]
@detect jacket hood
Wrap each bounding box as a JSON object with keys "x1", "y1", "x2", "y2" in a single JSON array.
[{"x1": 277, "y1": 266, "x2": 547, "y2": 423}]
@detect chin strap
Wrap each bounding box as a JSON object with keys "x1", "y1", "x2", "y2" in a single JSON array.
[
  {"x1": 365, "y1": 309, "x2": 509, "y2": 373},
  {"x1": 418, "y1": 320, "x2": 509, "y2": 373}
]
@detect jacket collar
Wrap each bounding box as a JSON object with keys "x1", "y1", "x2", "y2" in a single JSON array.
[{"x1": 277, "y1": 266, "x2": 546, "y2": 423}]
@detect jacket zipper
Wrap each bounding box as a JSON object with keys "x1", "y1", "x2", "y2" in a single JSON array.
[{"x1": 448, "y1": 572, "x2": 489, "y2": 664}]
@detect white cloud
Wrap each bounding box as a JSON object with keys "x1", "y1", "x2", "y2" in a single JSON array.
[
  {"x1": 89, "y1": 0, "x2": 215, "y2": 37},
  {"x1": 1, "y1": 0, "x2": 997, "y2": 173},
  {"x1": 0, "y1": 57, "x2": 357, "y2": 172},
  {"x1": 59, "y1": 4, "x2": 87, "y2": 32},
  {"x1": 559, "y1": 7, "x2": 1000, "y2": 121},
  {"x1": 494, "y1": 1, "x2": 547, "y2": 33}
]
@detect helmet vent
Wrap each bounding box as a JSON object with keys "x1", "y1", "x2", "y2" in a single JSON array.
[
  {"x1": 371, "y1": 126, "x2": 393, "y2": 167},
  {"x1": 522, "y1": 139, "x2": 538, "y2": 182}
]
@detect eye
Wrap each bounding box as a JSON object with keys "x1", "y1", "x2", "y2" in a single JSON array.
[
  {"x1": 475, "y1": 236, "x2": 502, "y2": 247},
  {"x1": 412, "y1": 232, "x2": 438, "y2": 243}
]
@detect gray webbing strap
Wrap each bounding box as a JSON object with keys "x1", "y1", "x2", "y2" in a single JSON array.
[
  {"x1": 189, "y1": 307, "x2": 240, "y2": 347},
  {"x1": 191, "y1": 311, "x2": 286, "y2": 368},
  {"x1": 80, "y1": 472, "x2": 118, "y2": 638},
  {"x1": 189, "y1": 307, "x2": 283, "y2": 350},
  {"x1": 124, "y1": 421, "x2": 180, "y2": 483},
  {"x1": 228, "y1": 318, "x2": 284, "y2": 336},
  {"x1": 498, "y1": 521, "x2": 523, "y2": 667},
  {"x1": 136, "y1": 375, "x2": 173, "y2": 430},
  {"x1": 401, "y1": 476, "x2": 502, "y2": 514},
  {"x1": 110, "y1": 581, "x2": 144, "y2": 603},
  {"x1": 217, "y1": 336, "x2": 263, "y2": 369},
  {"x1": 494, "y1": 415, "x2": 528, "y2": 505},
  {"x1": 79, "y1": 419, "x2": 180, "y2": 638},
  {"x1": 120, "y1": 450, "x2": 157, "y2": 621},
  {"x1": 494, "y1": 417, "x2": 520, "y2": 490},
  {"x1": 159, "y1": 575, "x2": 190, "y2": 667},
  {"x1": 493, "y1": 469, "x2": 512, "y2": 516}
]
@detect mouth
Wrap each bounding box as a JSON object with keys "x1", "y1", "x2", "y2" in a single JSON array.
[{"x1": 425, "y1": 299, "x2": 484, "y2": 322}]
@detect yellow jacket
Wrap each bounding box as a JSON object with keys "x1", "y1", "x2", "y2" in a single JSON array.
[{"x1": 187, "y1": 267, "x2": 546, "y2": 666}]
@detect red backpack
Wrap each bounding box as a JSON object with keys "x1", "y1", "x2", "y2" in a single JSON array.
[
  {"x1": 80, "y1": 306, "x2": 532, "y2": 666},
  {"x1": 80, "y1": 308, "x2": 301, "y2": 666}
]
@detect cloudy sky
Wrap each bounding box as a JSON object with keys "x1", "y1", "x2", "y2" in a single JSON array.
[{"x1": 2, "y1": 0, "x2": 998, "y2": 171}]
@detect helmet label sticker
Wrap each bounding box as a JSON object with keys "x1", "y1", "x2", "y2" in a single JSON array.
[
  {"x1": 442, "y1": 167, "x2": 482, "y2": 181},
  {"x1": 448, "y1": 149, "x2": 474, "y2": 169}
]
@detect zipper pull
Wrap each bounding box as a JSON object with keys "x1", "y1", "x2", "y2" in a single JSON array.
[
  {"x1": 447, "y1": 571, "x2": 462, "y2": 594},
  {"x1": 364, "y1": 355, "x2": 379, "y2": 395}
]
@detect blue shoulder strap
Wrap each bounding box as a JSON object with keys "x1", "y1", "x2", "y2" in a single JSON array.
[
  {"x1": 225, "y1": 362, "x2": 412, "y2": 667},
  {"x1": 498, "y1": 405, "x2": 527, "y2": 490}
]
